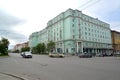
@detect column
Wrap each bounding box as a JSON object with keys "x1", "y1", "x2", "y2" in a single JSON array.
[
  {"x1": 62, "y1": 42, "x2": 65, "y2": 53},
  {"x1": 77, "y1": 41, "x2": 78, "y2": 53},
  {"x1": 81, "y1": 42, "x2": 83, "y2": 53}
]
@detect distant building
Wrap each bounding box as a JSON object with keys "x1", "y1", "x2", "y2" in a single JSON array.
[
  {"x1": 13, "y1": 44, "x2": 22, "y2": 51},
  {"x1": 13, "y1": 42, "x2": 29, "y2": 52},
  {"x1": 29, "y1": 8, "x2": 112, "y2": 55},
  {"x1": 111, "y1": 30, "x2": 120, "y2": 53}
]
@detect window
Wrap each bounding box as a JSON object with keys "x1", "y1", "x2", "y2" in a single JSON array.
[
  {"x1": 88, "y1": 28, "x2": 90, "y2": 31},
  {"x1": 92, "y1": 29, "x2": 93, "y2": 31},
  {"x1": 73, "y1": 29, "x2": 74, "y2": 32},
  {"x1": 89, "y1": 38, "x2": 91, "y2": 41},
  {"x1": 88, "y1": 19, "x2": 89, "y2": 21},
  {"x1": 73, "y1": 35, "x2": 75, "y2": 39},
  {"x1": 86, "y1": 43, "x2": 88, "y2": 46},
  {"x1": 72, "y1": 19, "x2": 74, "y2": 22},
  {"x1": 72, "y1": 24, "x2": 74, "y2": 27},
  {"x1": 60, "y1": 35, "x2": 62, "y2": 40},
  {"x1": 79, "y1": 29, "x2": 80, "y2": 32},
  {"x1": 95, "y1": 39, "x2": 97, "y2": 41},
  {"x1": 79, "y1": 35, "x2": 81, "y2": 39},
  {"x1": 89, "y1": 33, "x2": 90, "y2": 36},
  {"x1": 98, "y1": 35, "x2": 99, "y2": 38}
]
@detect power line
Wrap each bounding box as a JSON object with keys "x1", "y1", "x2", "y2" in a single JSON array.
[
  {"x1": 112, "y1": 24, "x2": 120, "y2": 28},
  {"x1": 77, "y1": 0, "x2": 94, "y2": 9},
  {"x1": 80, "y1": 0, "x2": 101, "y2": 10},
  {"x1": 77, "y1": 0, "x2": 119, "y2": 31}
]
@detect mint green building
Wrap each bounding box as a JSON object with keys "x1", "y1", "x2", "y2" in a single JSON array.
[{"x1": 29, "y1": 9, "x2": 112, "y2": 55}]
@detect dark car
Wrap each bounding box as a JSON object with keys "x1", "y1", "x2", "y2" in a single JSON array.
[
  {"x1": 96, "y1": 53, "x2": 104, "y2": 57},
  {"x1": 22, "y1": 52, "x2": 32, "y2": 58},
  {"x1": 79, "y1": 52, "x2": 92, "y2": 58},
  {"x1": 114, "y1": 52, "x2": 120, "y2": 57}
]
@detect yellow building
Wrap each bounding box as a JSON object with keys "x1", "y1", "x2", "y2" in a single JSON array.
[{"x1": 111, "y1": 30, "x2": 120, "y2": 53}]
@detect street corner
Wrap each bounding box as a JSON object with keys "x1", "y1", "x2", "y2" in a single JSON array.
[{"x1": 0, "y1": 72, "x2": 25, "y2": 80}]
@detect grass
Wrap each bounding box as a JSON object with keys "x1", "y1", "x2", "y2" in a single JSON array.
[{"x1": 0, "y1": 53, "x2": 9, "y2": 57}]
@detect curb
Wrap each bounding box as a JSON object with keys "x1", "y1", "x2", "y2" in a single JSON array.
[
  {"x1": 0, "y1": 72, "x2": 27, "y2": 80},
  {"x1": 0, "y1": 56, "x2": 9, "y2": 59}
]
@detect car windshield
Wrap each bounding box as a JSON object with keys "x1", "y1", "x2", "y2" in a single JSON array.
[{"x1": 25, "y1": 52, "x2": 32, "y2": 55}]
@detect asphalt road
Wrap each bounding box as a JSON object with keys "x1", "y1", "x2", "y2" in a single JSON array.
[{"x1": 0, "y1": 53, "x2": 120, "y2": 80}]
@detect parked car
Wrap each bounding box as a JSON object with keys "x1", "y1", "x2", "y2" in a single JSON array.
[
  {"x1": 114, "y1": 52, "x2": 120, "y2": 57},
  {"x1": 22, "y1": 52, "x2": 32, "y2": 58},
  {"x1": 96, "y1": 53, "x2": 104, "y2": 57},
  {"x1": 78, "y1": 52, "x2": 92, "y2": 58},
  {"x1": 49, "y1": 53, "x2": 64, "y2": 58},
  {"x1": 20, "y1": 52, "x2": 24, "y2": 56}
]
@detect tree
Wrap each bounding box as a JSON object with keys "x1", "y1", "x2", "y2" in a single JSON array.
[
  {"x1": 31, "y1": 43, "x2": 47, "y2": 54},
  {"x1": 0, "y1": 38, "x2": 10, "y2": 55},
  {"x1": 21, "y1": 47, "x2": 30, "y2": 52},
  {"x1": 36, "y1": 43, "x2": 42, "y2": 54},
  {"x1": 1, "y1": 38, "x2": 9, "y2": 50},
  {"x1": 31, "y1": 46, "x2": 37, "y2": 54},
  {"x1": 41, "y1": 43, "x2": 46, "y2": 53},
  {"x1": 47, "y1": 41, "x2": 55, "y2": 52},
  {"x1": 12, "y1": 50, "x2": 20, "y2": 53}
]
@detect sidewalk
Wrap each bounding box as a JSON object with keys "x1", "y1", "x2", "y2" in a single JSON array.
[
  {"x1": 0, "y1": 72, "x2": 25, "y2": 80},
  {"x1": 0, "y1": 73, "x2": 17, "y2": 80}
]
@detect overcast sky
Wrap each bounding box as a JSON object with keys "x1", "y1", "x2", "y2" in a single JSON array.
[{"x1": 0, "y1": 0, "x2": 120, "y2": 49}]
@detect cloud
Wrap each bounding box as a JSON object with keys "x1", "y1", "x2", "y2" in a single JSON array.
[
  {"x1": 0, "y1": 9, "x2": 27, "y2": 45},
  {"x1": 0, "y1": 9, "x2": 25, "y2": 29},
  {"x1": 0, "y1": 29, "x2": 28, "y2": 43},
  {"x1": 81, "y1": 0, "x2": 120, "y2": 31}
]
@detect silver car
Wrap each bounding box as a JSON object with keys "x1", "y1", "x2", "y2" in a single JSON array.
[{"x1": 22, "y1": 52, "x2": 32, "y2": 58}]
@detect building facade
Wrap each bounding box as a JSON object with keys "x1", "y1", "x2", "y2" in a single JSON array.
[
  {"x1": 29, "y1": 9, "x2": 112, "y2": 55},
  {"x1": 111, "y1": 30, "x2": 120, "y2": 53},
  {"x1": 13, "y1": 42, "x2": 29, "y2": 52}
]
